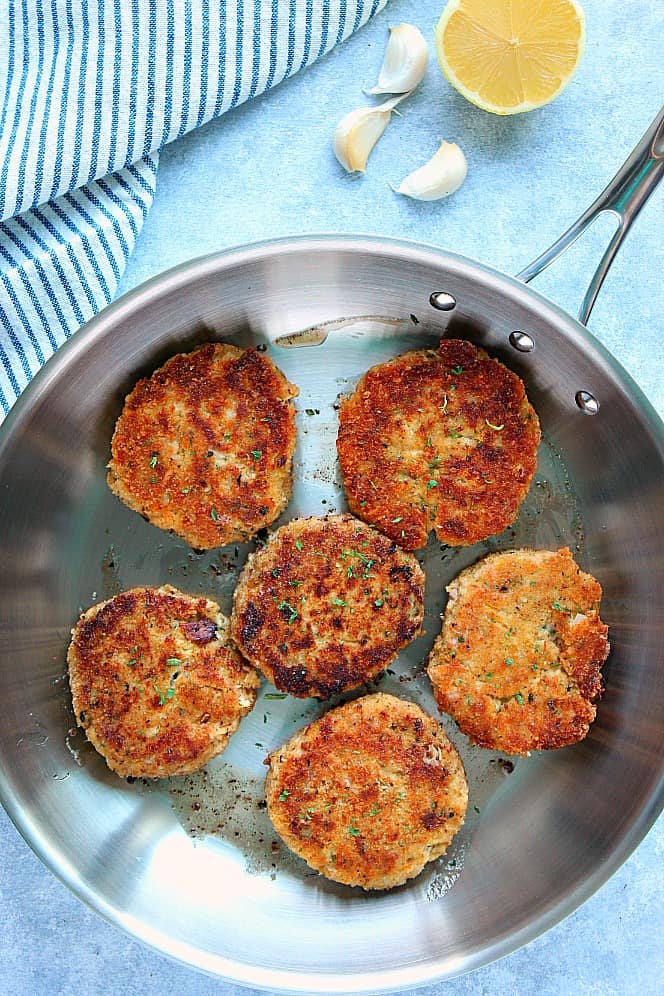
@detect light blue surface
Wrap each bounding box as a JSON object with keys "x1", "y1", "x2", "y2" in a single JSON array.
[{"x1": 1, "y1": 0, "x2": 662, "y2": 992}]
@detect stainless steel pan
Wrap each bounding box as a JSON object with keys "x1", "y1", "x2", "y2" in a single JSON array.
[{"x1": 0, "y1": 108, "x2": 662, "y2": 992}]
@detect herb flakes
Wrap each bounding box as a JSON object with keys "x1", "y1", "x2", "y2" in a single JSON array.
[{"x1": 277, "y1": 601, "x2": 298, "y2": 624}]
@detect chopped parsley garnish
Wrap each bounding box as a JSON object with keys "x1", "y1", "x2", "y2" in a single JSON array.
[
  {"x1": 369, "y1": 807, "x2": 379, "y2": 817},
  {"x1": 427, "y1": 479, "x2": 438, "y2": 489},
  {"x1": 341, "y1": 548, "x2": 372, "y2": 566},
  {"x1": 278, "y1": 790, "x2": 290, "y2": 802},
  {"x1": 166, "y1": 658, "x2": 182, "y2": 666},
  {"x1": 473, "y1": 805, "x2": 480, "y2": 814},
  {"x1": 210, "y1": 508, "x2": 219, "y2": 521},
  {"x1": 448, "y1": 429, "x2": 462, "y2": 438},
  {"x1": 514, "y1": 692, "x2": 524, "y2": 704},
  {"x1": 264, "y1": 693, "x2": 288, "y2": 700},
  {"x1": 348, "y1": 824, "x2": 360, "y2": 837},
  {"x1": 295, "y1": 540, "x2": 303, "y2": 551},
  {"x1": 359, "y1": 500, "x2": 367, "y2": 507},
  {"x1": 504, "y1": 658, "x2": 514, "y2": 667},
  {"x1": 374, "y1": 598, "x2": 383, "y2": 608},
  {"x1": 451, "y1": 365, "x2": 463, "y2": 374},
  {"x1": 427, "y1": 435, "x2": 433, "y2": 448},
  {"x1": 305, "y1": 408, "x2": 316, "y2": 416},
  {"x1": 149, "y1": 455, "x2": 158, "y2": 468},
  {"x1": 223, "y1": 431, "x2": 232, "y2": 439},
  {"x1": 531, "y1": 664, "x2": 538, "y2": 671},
  {"x1": 552, "y1": 601, "x2": 564, "y2": 612},
  {"x1": 271, "y1": 567, "x2": 281, "y2": 578},
  {"x1": 277, "y1": 601, "x2": 298, "y2": 624},
  {"x1": 485, "y1": 419, "x2": 504, "y2": 431},
  {"x1": 331, "y1": 597, "x2": 347, "y2": 607},
  {"x1": 392, "y1": 516, "x2": 403, "y2": 523},
  {"x1": 251, "y1": 450, "x2": 262, "y2": 462}
]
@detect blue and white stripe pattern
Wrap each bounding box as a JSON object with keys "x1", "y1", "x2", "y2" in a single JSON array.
[{"x1": 0, "y1": 1, "x2": 387, "y2": 416}]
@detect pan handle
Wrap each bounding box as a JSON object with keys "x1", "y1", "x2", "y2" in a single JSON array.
[{"x1": 517, "y1": 105, "x2": 664, "y2": 326}]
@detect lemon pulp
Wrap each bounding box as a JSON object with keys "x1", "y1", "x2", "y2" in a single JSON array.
[{"x1": 435, "y1": 0, "x2": 586, "y2": 115}]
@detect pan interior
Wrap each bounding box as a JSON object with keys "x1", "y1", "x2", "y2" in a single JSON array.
[{"x1": 0, "y1": 238, "x2": 661, "y2": 990}]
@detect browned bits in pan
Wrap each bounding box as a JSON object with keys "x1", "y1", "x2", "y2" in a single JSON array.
[
  {"x1": 231, "y1": 515, "x2": 425, "y2": 699},
  {"x1": 336, "y1": 338, "x2": 541, "y2": 549},
  {"x1": 265, "y1": 693, "x2": 468, "y2": 890},
  {"x1": 67, "y1": 585, "x2": 259, "y2": 778},
  {"x1": 107, "y1": 343, "x2": 298, "y2": 550},
  {"x1": 427, "y1": 547, "x2": 610, "y2": 755}
]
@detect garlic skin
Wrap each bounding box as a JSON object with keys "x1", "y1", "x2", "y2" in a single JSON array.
[
  {"x1": 333, "y1": 95, "x2": 406, "y2": 174},
  {"x1": 367, "y1": 24, "x2": 429, "y2": 95},
  {"x1": 396, "y1": 141, "x2": 468, "y2": 200}
]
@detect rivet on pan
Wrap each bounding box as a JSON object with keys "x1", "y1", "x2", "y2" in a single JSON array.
[
  {"x1": 429, "y1": 292, "x2": 456, "y2": 311},
  {"x1": 509, "y1": 331, "x2": 534, "y2": 352},
  {"x1": 575, "y1": 390, "x2": 600, "y2": 415}
]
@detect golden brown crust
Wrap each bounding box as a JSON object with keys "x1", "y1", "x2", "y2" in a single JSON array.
[
  {"x1": 67, "y1": 585, "x2": 260, "y2": 778},
  {"x1": 427, "y1": 548, "x2": 610, "y2": 755},
  {"x1": 107, "y1": 343, "x2": 298, "y2": 550},
  {"x1": 231, "y1": 515, "x2": 425, "y2": 699},
  {"x1": 336, "y1": 339, "x2": 541, "y2": 549},
  {"x1": 265, "y1": 693, "x2": 468, "y2": 890}
]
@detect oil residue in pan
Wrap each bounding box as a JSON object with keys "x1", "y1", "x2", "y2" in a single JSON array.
[
  {"x1": 74, "y1": 322, "x2": 583, "y2": 897},
  {"x1": 166, "y1": 762, "x2": 311, "y2": 881},
  {"x1": 272, "y1": 314, "x2": 442, "y2": 350}
]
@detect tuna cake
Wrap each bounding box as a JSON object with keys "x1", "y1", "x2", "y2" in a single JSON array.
[
  {"x1": 427, "y1": 548, "x2": 610, "y2": 755},
  {"x1": 231, "y1": 514, "x2": 425, "y2": 699},
  {"x1": 265, "y1": 693, "x2": 468, "y2": 890},
  {"x1": 67, "y1": 585, "x2": 260, "y2": 778},
  {"x1": 107, "y1": 342, "x2": 298, "y2": 550},
  {"x1": 336, "y1": 338, "x2": 541, "y2": 550}
]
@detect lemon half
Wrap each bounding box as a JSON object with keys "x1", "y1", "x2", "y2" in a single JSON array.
[{"x1": 435, "y1": 0, "x2": 586, "y2": 115}]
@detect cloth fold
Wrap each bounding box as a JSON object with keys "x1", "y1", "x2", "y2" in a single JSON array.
[{"x1": 0, "y1": 0, "x2": 387, "y2": 415}]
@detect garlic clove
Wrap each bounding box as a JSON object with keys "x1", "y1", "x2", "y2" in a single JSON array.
[
  {"x1": 367, "y1": 24, "x2": 429, "y2": 95},
  {"x1": 395, "y1": 141, "x2": 468, "y2": 200},
  {"x1": 333, "y1": 95, "x2": 406, "y2": 174}
]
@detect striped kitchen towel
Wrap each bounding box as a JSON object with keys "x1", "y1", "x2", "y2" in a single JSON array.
[{"x1": 0, "y1": 0, "x2": 387, "y2": 417}]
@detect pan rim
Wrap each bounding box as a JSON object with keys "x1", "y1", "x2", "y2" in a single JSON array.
[{"x1": 0, "y1": 233, "x2": 662, "y2": 990}]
